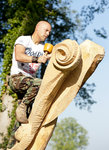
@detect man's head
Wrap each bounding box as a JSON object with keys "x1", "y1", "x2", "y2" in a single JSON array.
[{"x1": 35, "y1": 21, "x2": 51, "y2": 42}]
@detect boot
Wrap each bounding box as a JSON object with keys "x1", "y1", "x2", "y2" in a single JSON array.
[{"x1": 16, "y1": 101, "x2": 28, "y2": 123}]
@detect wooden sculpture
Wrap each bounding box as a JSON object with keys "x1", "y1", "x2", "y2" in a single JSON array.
[{"x1": 8, "y1": 39, "x2": 104, "y2": 150}]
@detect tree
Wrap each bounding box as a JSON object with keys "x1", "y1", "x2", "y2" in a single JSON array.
[
  {"x1": 49, "y1": 117, "x2": 88, "y2": 150},
  {"x1": 78, "y1": 0, "x2": 109, "y2": 40}
]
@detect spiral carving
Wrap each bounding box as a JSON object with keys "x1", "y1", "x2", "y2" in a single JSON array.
[{"x1": 52, "y1": 39, "x2": 81, "y2": 71}]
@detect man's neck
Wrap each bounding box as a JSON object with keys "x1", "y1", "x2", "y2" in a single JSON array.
[{"x1": 31, "y1": 34, "x2": 40, "y2": 45}]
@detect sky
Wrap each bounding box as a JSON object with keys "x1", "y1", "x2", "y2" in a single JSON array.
[{"x1": 55, "y1": 0, "x2": 109, "y2": 150}]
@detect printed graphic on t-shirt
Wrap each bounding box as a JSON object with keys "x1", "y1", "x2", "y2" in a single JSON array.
[
  {"x1": 18, "y1": 47, "x2": 43, "y2": 76},
  {"x1": 19, "y1": 47, "x2": 43, "y2": 76},
  {"x1": 25, "y1": 48, "x2": 43, "y2": 57}
]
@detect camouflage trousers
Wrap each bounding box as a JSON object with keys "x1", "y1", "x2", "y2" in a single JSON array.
[
  {"x1": 7, "y1": 73, "x2": 42, "y2": 149},
  {"x1": 9, "y1": 72, "x2": 42, "y2": 105}
]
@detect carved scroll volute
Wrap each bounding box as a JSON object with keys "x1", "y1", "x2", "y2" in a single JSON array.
[
  {"x1": 52, "y1": 39, "x2": 81, "y2": 71},
  {"x1": 9, "y1": 39, "x2": 81, "y2": 150}
]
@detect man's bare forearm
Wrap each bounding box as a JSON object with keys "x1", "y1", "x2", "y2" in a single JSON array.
[{"x1": 15, "y1": 53, "x2": 33, "y2": 63}]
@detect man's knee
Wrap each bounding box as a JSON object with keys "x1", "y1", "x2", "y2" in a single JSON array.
[
  {"x1": 32, "y1": 78, "x2": 42, "y2": 86},
  {"x1": 9, "y1": 74, "x2": 32, "y2": 93}
]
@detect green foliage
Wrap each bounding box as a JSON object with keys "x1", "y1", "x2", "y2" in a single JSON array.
[
  {"x1": 50, "y1": 117, "x2": 88, "y2": 150},
  {"x1": 7, "y1": 101, "x2": 17, "y2": 137},
  {"x1": 0, "y1": 137, "x2": 9, "y2": 149}
]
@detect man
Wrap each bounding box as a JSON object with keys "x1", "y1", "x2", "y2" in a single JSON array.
[{"x1": 9, "y1": 21, "x2": 52, "y2": 123}]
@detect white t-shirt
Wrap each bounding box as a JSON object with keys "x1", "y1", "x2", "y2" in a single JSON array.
[{"x1": 10, "y1": 35, "x2": 44, "y2": 77}]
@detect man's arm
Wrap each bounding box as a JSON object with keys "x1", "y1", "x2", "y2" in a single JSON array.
[{"x1": 15, "y1": 44, "x2": 49, "y2": 63}]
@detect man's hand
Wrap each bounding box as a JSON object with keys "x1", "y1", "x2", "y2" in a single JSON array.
[{"x1": 38, "y1": 55, "x2": 50, "y2": 63}]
